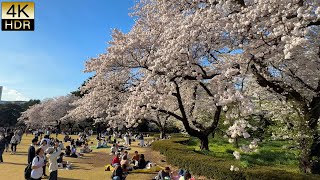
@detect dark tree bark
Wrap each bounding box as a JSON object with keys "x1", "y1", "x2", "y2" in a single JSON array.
[{"x1": 200, "y1": 135, "x2": 209, "y2": 151}]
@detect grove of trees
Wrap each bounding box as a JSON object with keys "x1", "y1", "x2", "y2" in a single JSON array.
[{"x1": 19, "y1": 0, "x2": 320, "y2": 174}]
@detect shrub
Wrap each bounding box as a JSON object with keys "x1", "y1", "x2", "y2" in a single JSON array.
[{"x1": 152, "y1": 138, "x2": 320, "y2": 180}]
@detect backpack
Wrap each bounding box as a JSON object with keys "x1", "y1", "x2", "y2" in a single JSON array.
[{"x1": 24, "y1": 156, "x2": 39, "y2": 179}]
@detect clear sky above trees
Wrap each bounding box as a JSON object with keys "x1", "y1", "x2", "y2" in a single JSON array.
[{"x1": 0, "y1": 0, "x2": 134, "y2": 101}]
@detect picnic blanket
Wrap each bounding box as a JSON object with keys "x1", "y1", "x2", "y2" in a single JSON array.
[
  {"x1": 132, "y1": 166, "x2": 164, "y2": 173},
  {"x1": 104, "y1": 164, "x2": 163, "y2": 173},
  {"x1": 91, "y1": 145, "x2": 109, "y2": 149}
]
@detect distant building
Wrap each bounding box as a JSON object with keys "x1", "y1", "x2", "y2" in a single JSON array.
[
  {"x1": 0, "y1": 86, "x2": 27, "y2": 105},
  {"x1": 0, "y1": 86, "x2": 2, "y2": 101},
  {"x1": 0, "y1": 101, "x2": 27, "y2": 105}
]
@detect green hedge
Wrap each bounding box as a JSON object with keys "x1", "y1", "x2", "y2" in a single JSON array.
[{"x1": 152, "y1": 138, "x2": 320, "y2": 180}]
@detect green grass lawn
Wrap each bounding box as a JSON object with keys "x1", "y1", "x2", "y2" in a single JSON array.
[
  {"x1": 187, "y1": 136, "x2": 300, "y2": 172},
  {"x1": 0, "y1": 134, "x2": 158, "y2": 180}
]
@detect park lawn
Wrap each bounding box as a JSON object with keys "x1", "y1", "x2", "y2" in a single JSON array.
[
  {"x1": 187, "y1": 136, "x2": 300, "y2": 173},
  {"x1": 0, "y1": 134, "x2": 156, "y2": 180}
]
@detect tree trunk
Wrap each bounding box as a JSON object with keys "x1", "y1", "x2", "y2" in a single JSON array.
[
  {"x1": 298, "y1": 104, "x2": 320, "y2": 174},
  {"x1": 199, "y1": 136, "x2": 209, "y2": 151},
  {"x1": 234, "y1": 137, "x2": 239, "y2": 148},
  {"x1": 160, "y1": 128, "x2": 166, "y2": 139}
]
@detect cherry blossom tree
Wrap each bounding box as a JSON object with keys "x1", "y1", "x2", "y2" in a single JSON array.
[
  {"x1": 19, "y1": 95, "x2": 78, "y2": 129},
  {"x1": 215, "y1": 0, "x2": 320, "y2": 172},
  {"x1": 77, "y1": 0, "x2": 247, "y2": 150},
  {"x1": 70, "y1": 0, "x2": 319, "y2": 171},
  {"x1": 129, "y1": 0, "x2": 320, "y2": 171},
  {"x1": 64, "y1": 68, "x2": 132, "y2": 130}
]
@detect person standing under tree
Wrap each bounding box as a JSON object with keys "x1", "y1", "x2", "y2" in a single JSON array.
[
  {"x1": 4, "y1": 131, "x2": 11, "y2": 152},
  {"x1": 139, "y1": 134, "x2": 144, "y2": 147},
  {"x1": 28, "y1": 138, "x2": 38, "y2": 164},
  {"x1": 0, "y1": 132, "x2": 6, "y2": 163},
  {"x1": 10, "y1": 132, "x2": 20, "y2": 154},
  {"x1": 31, "y1": 148, "x2": 46, "y2": 180},
  {"x1": 46, "y1": 141, "x2": 62, "y2": 180},
  {"x1": 40, "y1": 140, "x2": 49, "y2": 176}
]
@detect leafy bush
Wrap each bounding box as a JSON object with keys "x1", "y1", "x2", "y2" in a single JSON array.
[{"x1": 152, "y1": 138, "x2": 320, "y2": 180}]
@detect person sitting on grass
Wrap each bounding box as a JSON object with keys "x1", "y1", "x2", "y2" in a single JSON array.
[
  {"x1": 112, "y1": 152, "x2": 121, "y2": 166},
  {"x1": 123, "y1": 151, "x2": 129, "y2": 160},
  {"x1": 111, "y1": 164, "x2": 124, "y2": 180},
  {"x1": 133, "y1": 154, "x2": 148, "y2": 169},
  {"x1": 70, "y1": 145, "x2": 83, "y2": 158},
  {"x1": 120, "y1": 155, "x2": 130, "y2": 169},
  {"x1": 63, "y1": 135, "x2": 70, "y2": 142},
  {"x1": 122, "y1": 164, "x2": 128, "y2": 179},
  {"x1": 155, "y1": 167, "x2": 171, "y2": 180},
  {"x1": 102, "y1": 139, "x2": 107, "y2": 147},
  {"x1": 179, "y1": 170, "x2": 192, "y2": 180},
  {"x1": 65, "y1": 145, "x2": 71, "y2": 157},
  {"x1": 97, "y1": 139, "x2": 102, "y2": 148},
  {"x1": 81, "y1": 143, "x2": 92, "y2": 153},
  {"x1": 110, "y1": 144, "x2": 118, "y2": 155},
  {"x1": 57, "y1": 152, "x2": 67, "y2": 168},
  {"x1": 119, "y1": 148, "x2": 125, "y2": 158},
  {"x1": 131, "y1": 151, "x2": 140, "y2": 165},
  {"x1": 58, "y1": 141, "x2": 65, "y2": 150}
]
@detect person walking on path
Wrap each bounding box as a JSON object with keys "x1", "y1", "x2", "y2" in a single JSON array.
[
  {"x1": 139, "y1": 134, "x2": 144, "y2": 147},
  {"x1": 31, "y1": 148, "x2": 46, "y2": 180},
  {"x1": 17, "y1": 129, "x2": 23, "y2": 144},
  {"x1": 46, "y1": 141, "x2": 62, "y2": 180},
  {"x1": 28, "y1": 138, "x2": 38, "y2": 164},
  {"x1": 4, "y1": 132, "x2": 11, "y2": 152},
  {"x1": 10, "y1": 132, "x2": 20, "y2": 154},
  {"x1": 0, "y1": 132, "x2": 6, "y2": 163}
]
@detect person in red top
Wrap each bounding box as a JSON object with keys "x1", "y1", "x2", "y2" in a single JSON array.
[{"x1": 111, "y1": 152, "x2": 120, "y2": 166}]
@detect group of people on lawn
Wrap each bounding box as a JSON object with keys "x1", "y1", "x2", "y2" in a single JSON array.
[
  {"x1": 109, "y1": 148, "x2": 194, "y2": 180},
  {"x1": 1, "y1": 128, "x2": 195, "y2": 180},
  {"x1": 25, "y1": 132, "x2": 93, "y2": 180},
  {"x1": 0, "y1": 128, "x2": 24, "y2": 161}
]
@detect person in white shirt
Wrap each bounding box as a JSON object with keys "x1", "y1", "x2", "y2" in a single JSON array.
[
  {"x1": 40, "y1": 140, "x2": 49, "y2": 176},
  {"x1": 46, "y1": 141, "x2": 61, "y2": 180},
  {"x1": 58, "y1": 141, "x2": 65, "y2": 150},
  {"x1": 40, "y1": 135, "x2": 51, "y2": 147},
  {"x1": 31, "y1": 148, "x2": 46, "y2": 180}
]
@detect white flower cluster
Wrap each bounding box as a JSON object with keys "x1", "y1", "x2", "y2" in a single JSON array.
[
  {"x1": 227, "y1": 119, "x2": 253, "y2": 139},
  {"x1": 230, "y1": 165, "x2": 239, "y2": 172},
  {"x1": 240, "y1": 139, "x2": 260, "y2": 153}
]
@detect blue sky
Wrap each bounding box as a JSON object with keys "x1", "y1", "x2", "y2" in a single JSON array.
[{"x1": 0, "y1": 0, "x2": 134, "y2": 101}]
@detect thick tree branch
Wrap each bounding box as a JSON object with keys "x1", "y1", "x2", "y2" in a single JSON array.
[
  {"x1": 250, "y1": 63, "x2": 305, "y2": 103},
  {"x1": 189, "y1": 85, "x2": 198, "y2": 117},
  {"x1": 199, "y1": 82, "x2": 214, "y2": 97}
]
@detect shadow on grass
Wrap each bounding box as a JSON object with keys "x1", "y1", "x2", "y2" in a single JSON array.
[
  {"x1": 3, "y1": 162, "x2": 27, "y2": 166},
  {"x1": 241, "y1": 149, "x2": 298, "y2": 166},
  {"x1": 70, "y1": 164, "x2": 92, "y2": 171},
  {"x1": 10, "y1": 153, "x2": 28, "y2": 156}
]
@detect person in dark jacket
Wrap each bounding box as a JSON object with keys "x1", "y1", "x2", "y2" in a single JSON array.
[
  {"x1": 0, "y1": 132, "x2": 6, "y2": 163},
  {"x1": 4, "y1": 131, "x2": 12, "y2": 152},
  {"x1": 28, "y1": 138, "x2": 38, "y2": 164},
  {"x1": 111, "y1": 164, "x2": 124, "y2": 180},
  {"x1": 156, "y1": 167, "x2": 171, "y2": 180},
  {"x1": 138, "y1": 154, "x2": 147, "y2": 169}
]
